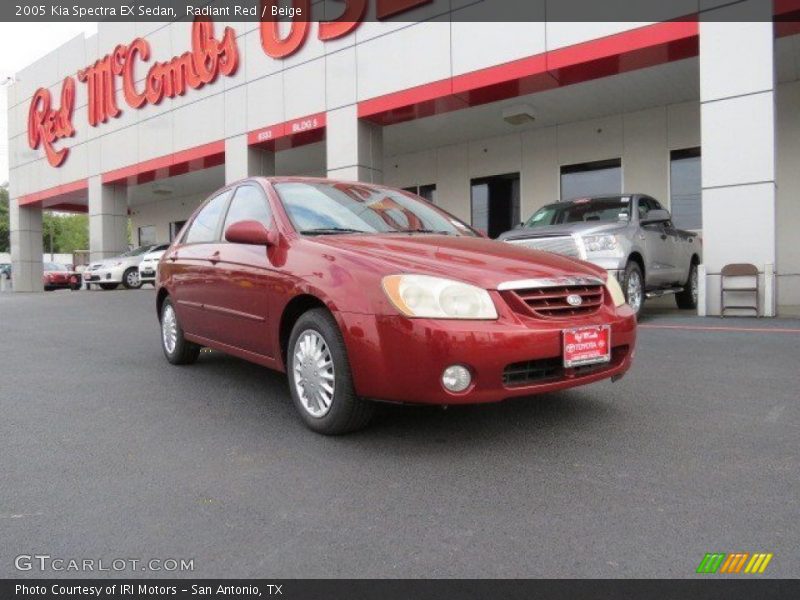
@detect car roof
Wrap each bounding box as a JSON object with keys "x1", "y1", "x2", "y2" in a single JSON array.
[{"x1": 241, "y1": 176, "x2": 402, "y2": 191}]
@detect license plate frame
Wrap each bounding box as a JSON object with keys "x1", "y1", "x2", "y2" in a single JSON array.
[{"x1": 562, "y1": 325, "x2": 611, "y2": 368}]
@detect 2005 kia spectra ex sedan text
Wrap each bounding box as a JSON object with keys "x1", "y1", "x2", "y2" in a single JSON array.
[{"x1": 155, "y1": 178, "x2": 637, "y2": 434}]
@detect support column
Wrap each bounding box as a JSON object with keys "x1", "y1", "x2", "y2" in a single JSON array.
[
  {"x1": 88, "y1": 176, "x2": 128, "y2": 262},
  {"x1": 9, "y1": 199, "x2": 43, "y2": 292},
  {"x1": 700, "y1": 2, "x2": 776, "y2": 316},
  {"x1": 326, "y1": 105, "x2": 383, "y2": 183},
  {"x1": 225, "y1": 134, "x2": 275, "y2": 184}
]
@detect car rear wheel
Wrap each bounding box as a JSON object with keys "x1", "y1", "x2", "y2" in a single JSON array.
[
  {"x1": 287, "y1": 308, "x2": 375, "y2": 435},
  {"x1": 122, "y1": 267, "x2": 142, "y2": 289},
  {"x1": 160, "y1": 299, "x2": 200, "y2": 365},
  {"x1": 676, "y1": 262, "x2": 699, "y2": 310},
  {"x1": 99, "y1": 283, "x2": 118, "y2": 291},
  {"x1": 623, "y1": 261, "x2": 644, "y2": 318}
]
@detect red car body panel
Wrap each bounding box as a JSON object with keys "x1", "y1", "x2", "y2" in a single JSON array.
[
  {"x1": 43, "y1": 268, "x2": 80, "y2": 290},
  {"x1": 157, "y1": 177, "x2": 636, "y2": 405}
]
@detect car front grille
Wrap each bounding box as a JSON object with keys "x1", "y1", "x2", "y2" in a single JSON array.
[
  {"x1": 502, "y1": 283, "x2": 605, "y2": 318},
  {"x1": 503, "y1": 345, "x2": 629, "y2": 387},
  {"x1": 507, "y1": 236, "x2": 581, "y2": 259}
]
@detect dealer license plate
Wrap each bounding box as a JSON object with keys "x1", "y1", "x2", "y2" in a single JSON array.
[{"x1": 563, "y1": 325, "x2": 611, "y2": 368}]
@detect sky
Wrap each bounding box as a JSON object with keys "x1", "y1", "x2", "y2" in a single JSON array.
[{"x1": 0, "y1": 22, "x2": 98, "y2": 185}]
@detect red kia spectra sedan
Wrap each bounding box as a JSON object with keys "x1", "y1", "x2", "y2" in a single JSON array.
[{"x1": 156, "y1": 178, "x2": 636, "y2": 434}]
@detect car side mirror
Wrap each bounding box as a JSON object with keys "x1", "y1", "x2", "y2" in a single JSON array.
[
  {"x1": 225, "y1": 220, "x2": 277, "y2": 246},
  {"x1": 641, "y1": 209, "x2": 671, "y2": 225}
]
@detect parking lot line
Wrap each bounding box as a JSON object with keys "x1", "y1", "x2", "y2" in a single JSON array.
[{"x1": 640, "y1": 324, "x2": 800, "y2": 334}]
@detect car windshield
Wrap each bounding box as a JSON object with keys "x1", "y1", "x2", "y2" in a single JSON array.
[
  {"x1": 44, "y1": 263, "x2": 68, "y2": 271},
  {"x1": 525, "y1": 197, "x2": 631, "y2": 227},
  {"x1": 121, "y1": 246, "x2": 152, "y2": 257},
  {"x1": 275, "y1": 182, "x2": 477, "y2": 237}
]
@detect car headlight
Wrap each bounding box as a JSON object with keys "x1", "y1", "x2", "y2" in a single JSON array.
[
  {"x1": 583, "y1": 234, "x2": 619, "y2": 253},
  {"x1": 606, "y1": 273, "x2": 627, "y2": 307},
  {"x1": 382, "y1": 274, "x2": 498, "y2": 320}
]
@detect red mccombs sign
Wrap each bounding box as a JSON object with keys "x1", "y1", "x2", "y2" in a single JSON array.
[{"x1": 26, "y1": 0, "x2": 431, "y2": 168}]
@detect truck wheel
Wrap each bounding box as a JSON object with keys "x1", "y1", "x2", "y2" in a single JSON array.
[
  {"x1": 623, "y1": 261, "x2": 644, "y2": 318},
  {"x1": 676, "y1": 262, "x2": 699, "y2": 310},
  {"x1": 287, "y1": 308, "x2": 375, "y2": 435}
]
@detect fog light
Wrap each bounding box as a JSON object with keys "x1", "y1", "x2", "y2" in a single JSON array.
[{"x1": 442, "y1": 365, "x2": 472, "y2": 393}]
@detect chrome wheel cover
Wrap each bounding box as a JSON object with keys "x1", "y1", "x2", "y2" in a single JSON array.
[
  {"x1": 127, "y1": 269, "x2": 140, "y2": 287},
  {"x1": 162, "y1": 304, "x2": 178, "y2": 355},
  {"x1": 627, "y1": 270, "x2": 643, "y2": 313},
  {"x1": 292, "y1": 330, "x2": 335, "y2": 418}
]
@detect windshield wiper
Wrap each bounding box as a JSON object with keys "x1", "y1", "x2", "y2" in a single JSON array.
[{"x1": 301, "y1": 227, "x2": 371, "y2": 236}]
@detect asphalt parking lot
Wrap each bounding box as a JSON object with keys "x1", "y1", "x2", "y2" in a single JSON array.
[{"x1": 1, "y1": 288, "x2": 798, "y2": 578}]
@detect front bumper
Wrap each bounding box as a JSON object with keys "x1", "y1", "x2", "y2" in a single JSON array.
[
  {"x1": 138, "y1": 266, "x2": 157, "y2": 281},
  {"x1": 341, "y1": 301, "x2": 637, "y2": 405},
  {"x1": 84, "y1": 266, "x2": 124, "y2": 283}
]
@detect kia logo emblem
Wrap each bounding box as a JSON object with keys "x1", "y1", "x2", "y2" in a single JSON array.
[{"x1": 566, "y1": 294, "x2": 583, "y2": 306}]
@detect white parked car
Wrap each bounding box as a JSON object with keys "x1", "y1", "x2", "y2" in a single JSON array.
[
  {"x1": 137, "y1": 244, "x2": 170, "y2": 286},
  {"x1": 83, "y1": 245, "x2": 161, "y2": 290}
]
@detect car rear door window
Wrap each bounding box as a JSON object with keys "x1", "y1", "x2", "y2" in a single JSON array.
[
  {"x1": 184, "y1": 190, "x2": 233, "y2": 244},
  {"x1": 222, "y1": 185, "x2": 272, "y2": 234}
]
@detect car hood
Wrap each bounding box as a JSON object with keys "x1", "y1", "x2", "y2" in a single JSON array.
[
  {"x1": 310, "y1": 234, "x2": 606, "y2": 289},
  {"x1": 95, "y1": 255, "x2": 141, "y2": 268},
  {"x1": 141, "y1": 251, "x2": 165, "y2": 261},
  {"x1": 498, "y1": 221, "x2": 627, "y2": 241}
]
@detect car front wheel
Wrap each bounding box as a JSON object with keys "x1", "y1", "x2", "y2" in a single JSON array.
[
  {"x1": 160, "y1": 298, "x2": 200, "y2": 365},
  {"x1": 287, "y1": 308, "x2": 375, "y2": 435},
  {"x1": 122, "y1": 267, "x2": 142, "y2": 289}
]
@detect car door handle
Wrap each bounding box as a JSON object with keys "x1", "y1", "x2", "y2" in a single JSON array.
[{"x1": 207, "y1": 252, "x2": 220, "y2": 265}]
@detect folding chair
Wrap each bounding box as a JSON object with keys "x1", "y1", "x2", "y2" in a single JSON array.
[{"x1": 720, "y1": 263, "x2": 759, "y2": 317}]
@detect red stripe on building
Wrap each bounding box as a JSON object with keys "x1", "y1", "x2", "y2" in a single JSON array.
[
  {"x1": 359, "y1": 21, "x2": 700, "y2": 126},
  {"x1": 248, "y1": 112, "x2": 327, "y2": 151},
  {"x1": 102, "y1": 140, "x2": 226, "y2": 186},
  {"x1": 18, "y1": 179, "x2": 88, "y2": 208}
]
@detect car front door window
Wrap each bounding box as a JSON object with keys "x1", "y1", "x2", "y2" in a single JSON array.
[{"x1": 184, "y1": 190, "x2": 233, "y2": 244}]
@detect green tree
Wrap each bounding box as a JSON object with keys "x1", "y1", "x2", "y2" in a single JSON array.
[
  {"x1": 42, "y1": 212, "x2": 89, "y2": 254},
  {"x1": 0, "y1": 185, "x2": 9, "y2": 253}
]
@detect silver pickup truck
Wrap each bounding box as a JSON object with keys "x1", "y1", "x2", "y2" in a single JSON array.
[{"x1": 498, "y1": 194, "x2": 701, "y2": 317}]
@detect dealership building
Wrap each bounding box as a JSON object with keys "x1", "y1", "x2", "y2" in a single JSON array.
[{"x1": 6, "y1": 1, "x2": 800, "y2": 315}]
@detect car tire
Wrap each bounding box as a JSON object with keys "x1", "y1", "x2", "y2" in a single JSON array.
[
  {"x1": 122, "y1": 267, "x2": 143, "y2": 289},
  {"x1": 99, "y1": 283, "x2": 118, "y2": 291},
  {"x1": 287, "y1": 308, "x2": 375, "y2": 435},
  {"x1": 160, "y1": 298, "x2": 200, "y2": 365},
  {"x1": 676, "y1": 262, "x2": 699, "y2": 310},
  {"x1": 623, "y1": 261, "x2": 645, "y2": 318}
]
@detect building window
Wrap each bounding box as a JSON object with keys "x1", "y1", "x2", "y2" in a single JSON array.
[
  {"x1": 670, "y1": 147, "x2": 702, "y2": 230},
  {"x1": 560, "y1": 158, "x2": 622, "y2": 200},
  {"x1": 169, "y1": 220, "x2": 187, "y2": 241},
  {"x1": 138, "y1": 225, "x2": 156, "y2": 247},
  {"x1": 403, "y1": 184, "x2": 437, "y2": 204},
  {"x1": 470, "y1": 173, "x2": 520, "y2": 239}
]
